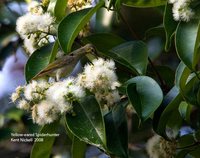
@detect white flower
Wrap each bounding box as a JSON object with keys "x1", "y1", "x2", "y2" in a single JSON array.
[
  {"x1": 46, "y1": 78, "x2": 85, "y2": 113},
  {"x1": 18, "y1": 99, "x2": 30, "y2": 110},
  {"x1": 169, "y1": 0, "x2": 177, "y2": 4},
  {"x1": 24, "y1": 80, "x2": 49, "y2": 101},
  {"x1": 171, "y1": 0, "x2": 194, "y2": 22},
  {"x1": 68, "y1": 0, "x2": 92, "y2": 12},
  {"x1": 16, "y1": 12, "x2": 56, "y2": 54},
  {"x1": 146, "y1": 135, "x2": 177, "y2": 158},
  {"x1": 11, "y1": 92, "x2": 20, "y2": 102},
  {"x1": 46, "y1": 81, "x2": 71, "y2": 113},
  {"x1": 32, "y1": 100, "x2": 59, "y2": 125},
  {"x1": 28, "y1": 1, "x2": 43, "y2": 15},
  {"x1": 37, "y1": 13, "x2": 56, "y2": 33},
  {"x1": 24, "y1": 37, "x2": 37, "y2": 54},
  {"x1": 77, "y1": 58, "x2": 121, "y2": 107},
  {"x1": 16, "y1": 13, "x2": 39, "y2": 38}
]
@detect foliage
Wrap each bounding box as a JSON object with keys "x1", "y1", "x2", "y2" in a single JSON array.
[{"x1": 1, "y1": 0, "x2": 200, "y2": 157}]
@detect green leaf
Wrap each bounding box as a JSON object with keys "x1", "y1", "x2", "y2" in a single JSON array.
[
  {"x1": 156, "y1": 86, "x2": 183, "y2": 137},
  {"x1": 122, "y1": 0, "x2": 166, "y2": 8},
  {"x1": 157, "y1": 74, "x2": 200, "y2": 137},
  {"x1": 176, "y1": 150, "x2": 191, "y2": 158},
  {"x1": 163, "y1": 3, "x2": 178, "y2": 51},
  {"x1": 83, "y1": 33, "x2": 126, "y2": 54},
  {"x1": 175, "y1": 62, "x2": 191, "y2": 90},
  {"x1": 48, "y1": 0, "x2": 67, "y2": 21},
  {"x1": 126, "y1": 76, "x2": 163, "y2": 121},
  {"x1": 178, "y1": 134, "x2": 196, "y2": 149},
  {"x1": 182, "y1": 75, "x2": 200, "y2": 106},
  {"x1": 58, "y1": 1, "x2": 104, "y2": 53},
  {"x1": 104, "y1": 101, "x2": 128, "y2": 157},
  {"x1": 148, "y1": 65, "x2": 175, "y2": 89},
  {"x1": 175, "y1": 20, "x2": 200, "y2": 70},
  {"x1": 25, "y1": 44, "x2": 53, "y2": 82},
  {"x1": 5, "y1": 107, "x2": 23, "y2": 122},
  {"x1": 109, "y1": 41, "x2": 148, "y2": 75},
  {"x1": 72, "y1": 137, "x2": 87, "y2": 158},
  {"x1": 166, "y1": 109, "x2": 183, "y2": 138},
  {"x1": 178, "y1": 102, "x2": 191, "y2": 123},
  {"x1": 66, "y1": 96, "x2": 106, "y2": 150},
  {"x1": 49, "y1": 40, "x2": 59, "y2": 63},
  {"x1": 31, "y1": 121, "x2": 59, "y2": 158}
]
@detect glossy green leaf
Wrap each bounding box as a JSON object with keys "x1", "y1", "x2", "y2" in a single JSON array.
[
  {"x1": 175, "y1": 62, "x2": 191, "y2": 90},
  {"x1": 157, "y1": 75, "x2": 200, "y2": 137},
  {"x1": 104, "y1": 101, "x2": 128, "y2": 158},
  {"x1": 178, "y1": 102, "x2": 191, "y2": 123},
  {"x1": 156, "y1": 86, "x2": 183, "y2": 137},
  {"x1": 126, "y1": 76, "x2": 163, "y2": 121},
  {"x1": 83, "y1": 33, "x2": 126, "y2": 54},
  {"x1": 163, "y1": 3, "x2": 178, "y2": 51},
  {"x1": 182, "y1": 75, "x2": 200, "y2": 106},
  {"x1": 48, "y1": 0, "x2": 67, "y2": 21},
  {"x1": 66, "y1": 96, "x2": 106, "y2": 150},
  {"x1": 166, "y1": 109, "x2": 183, "y2": 138},
  {"x1": 178, "y1": 134, "x2": 196, "y2": 149},
  {"x1": 175, "y1": 20, "x2": 200, "y2": 70},
  {"x1": 58, "y1": 1, "x2": 104, "y2": 53},
  {"x1": 25, "y1": 44, "x2": 53, "y2": 82},
  {"x1": 122, "y1": 0, "x2": 166, "y2": 8},
  {"x1": 72, "y1": 137, "x2": 87, "y2": 158},
  {"x1": 148, "y1": 65, "x2": 175, "y2": 89},
  {"x1": 110, "y1": 41, "x2": 148, "y2": 75},
  {"x1": 31, "y1": 121, "x2": 59, "y2": 158},
  {"x1": 49, "y1": 40, "x2": 59, "y2": 63}
]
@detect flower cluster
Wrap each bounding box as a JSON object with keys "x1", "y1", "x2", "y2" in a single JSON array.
[
  {"x1": 146, "y1": 135, "x2": 177, "y2": 158},
  {"x1": 68, "y1": 0, "x2": 92, "y2": 12},
  {"x1": 16, "y1": 0, "x2": 56, "y2": 54},
  {"x1": 77, "y1": 58, "x2": 121, "y2": 107},
  {"x1": 11, "y1": 58, "x2": 121, "y2": 125},
  {"x1": 11, "y1": 78, "x2": 85, "y2": 125},
  {"x1": 169, "y1": 0, "x2": 194, "y2": 22}
]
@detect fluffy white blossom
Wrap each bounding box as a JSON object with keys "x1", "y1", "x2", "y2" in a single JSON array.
[
  {"x1": 146, "y1": 135, "x2": 177, "y2": 158},
  {"x1": 24, "y1": 36, "x2": 37, "y2": 53},
  {"x1": 16, "y1": 13, "x2": 55, "y2": 38},
  {"x1": 18, "y1": 99, "x2": 30, "y2": 110},
  {"x1": 170, "y1": 0, "x2": 194, "y2": 22},
  {"x1": 77, "y1": 58, "x2": 121, "y2": 107},
  {"x1": 169, "y1": 0, "x2": 177, "y2": 4},
  {"x1": 32, "y1": 100, "x2": 59, "y2": 125},
  {"x1": 28, "y1": 1, "x2": 43, "y2": 15},
  {"x1": 24, "y1": 80, "x2": 50, "y2": 101},
  {"x1": 11, "y1": 86, "x2": 24, "y2": 102},
  {"x1": 16, "y1": 9, "x2": 56, "y2": 54},
  {"x1": 46, "y1": 78, "x2": 85, "y2": 113}
]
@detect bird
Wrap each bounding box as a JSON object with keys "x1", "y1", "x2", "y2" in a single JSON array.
[{"x1": 32, "y1": 43, "x2": 96, "y2": 81}]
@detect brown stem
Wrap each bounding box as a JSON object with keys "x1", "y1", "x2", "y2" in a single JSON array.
[{"x1": 148, "y1": 57, "x2": 168, "y2": 91}]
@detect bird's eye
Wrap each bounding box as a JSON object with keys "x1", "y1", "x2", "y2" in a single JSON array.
[{"x1": 89, "y1": 47, "x2": 95, "y2": 53}]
